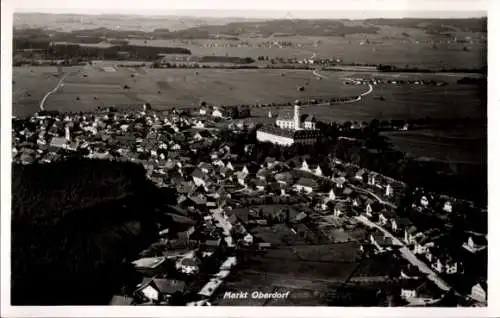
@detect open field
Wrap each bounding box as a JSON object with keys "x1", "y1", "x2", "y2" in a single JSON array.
[
  {"x1": 13, "y1": 66, "x2": 485, "y2": 122},
  {"x1": 127, "y1": 36, "x2": 486, "y2": 69},
  {"x1": 251, "y1": 81, "x2": 486, "y2": 123},
  {"x1": 12, "y1": 66, "x2": 365, "y2": 116},
  {"x1": 381, "y1": 128, "x2": 487, "y2": 164}
]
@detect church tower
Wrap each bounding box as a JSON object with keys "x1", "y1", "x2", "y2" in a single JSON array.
[{"x1": 293, "y1": 102, "x2": 301, "y2": 130}]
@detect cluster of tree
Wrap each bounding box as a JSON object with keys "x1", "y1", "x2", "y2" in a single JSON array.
[
  {"x1": 11, "y1": 158, "x2": 176, "y2": 305},
  {"x1": 181, "y1": 19, "x2": 379, "y2": 37},
  {"x1": 377, "y1": 64, "x2": 486, "y2": 74},
  {"x1": 365, "y1": 18, "x2": 487, "y2": 34},
  {"x1": 150, "y1": 62, "x2": 259, "y2": 69},
  {"x1": 14, "y1": 41, "x2": 191, "y2": 61},
  {"x1": 457, "y1": 77, "x2": 487, "y2": 86},
  {"x1": 198, "y1": 56, "x2": 254, "y2": 64},
  {"x1": 221, "y1": 105, "x2": 251, "y2": 119}
]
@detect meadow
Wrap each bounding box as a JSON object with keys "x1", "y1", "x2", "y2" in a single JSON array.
[
  {"x1": 12, "y1": 65, "x2": 364, "y2": 116},
  {"x1": 127, "y1": 35, "x2": 486, "y2": 70}
]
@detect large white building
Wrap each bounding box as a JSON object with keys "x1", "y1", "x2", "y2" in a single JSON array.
[{"x1": 257, "y1": 101, "x2": 320, "y2": 146}]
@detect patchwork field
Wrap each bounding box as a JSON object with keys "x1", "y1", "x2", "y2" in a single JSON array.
[{"x1": 127, "y1": 35, "x2": 486, "y2": 69}]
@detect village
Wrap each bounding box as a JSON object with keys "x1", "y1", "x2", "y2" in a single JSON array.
[{"x1": 11, "y1": 104, "x2": 487, "y2": 307}]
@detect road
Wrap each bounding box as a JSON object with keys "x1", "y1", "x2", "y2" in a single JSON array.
[
  {"x1": 313, "y1": 69, "x2": 374, "y2": 99},
  {"x1": 355, "y1": 215, "x2": 455, "y2": 294},
  {"x1": 349, "y1": 184, "x2": 397, "y2": 209},
  {"x1": 39, "y1": 73, "x2": 67, "y2": 111}
]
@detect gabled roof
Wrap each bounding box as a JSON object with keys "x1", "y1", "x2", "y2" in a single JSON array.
[
  {"x1": 295, "y1": 177, "x2": 319, "y2": 188},
  {"x1": 152, "y1": 278, "x2": 186, "y2": 294},
  {"x1": 191, "y1": 168, "x2": 206, "y2": 180},
  {"x1": 276, "y1": 110, "x2": 294, "y2": 121}
]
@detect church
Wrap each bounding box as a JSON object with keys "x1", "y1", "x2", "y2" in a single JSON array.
[{"x1": 256, "y1": 101, "x2": 321, "y2": 146}]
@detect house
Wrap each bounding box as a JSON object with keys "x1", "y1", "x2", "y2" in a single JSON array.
[
  {"x1": 431, "y1": 255, "x2": 461, "y2": 275},
  {"x1": 400, "y1": 264, "x2": 422, "y2": 280},
  {"x1": 420, "y1": 196, "x2": 429, "y2": 207},
  {"x1": 212, "y1": 108, "x2": 223, "y2": 118},
  {"x1": 462, "y1": 235, "x2": 487, "y2": 253},
  {"x1": 443, "y1": 201, "x2": 453, "y2": 213},
  {"x1": 242, "y1": 233, "x2": 254, "y2": 245},
  {"x1": 385, "y1": 184, "x2": 394, "y2": 197},
  {"x1": 413, "y1": 236, "x2": 433, "y2": 255},
  {"x1": 132, "y1": 257, "x2": 166, "y2": 271},
  {"x1": 226, "y1": 161, "x2": 234, "y2": 170},
  {"x1": 254, "y1": 178, "x2": 267, "y2": 191},
  {"x1": 400, "y1": 280, "x2": 442, "y2": 302},
  {"x1": 177, "y1": 257, "x2": 201, "y2": 275},
  {"x1": 355, "y1": 168, "x2": 368, "y2": 181},
  {"x1": 314, "y1": 165, "x2": 323, "y2": 176},
  {"x1": 369, "y1": 231, "x2": 385, "y2": 251},
  {"x1": 198, "y1": 278, "x2": 223, "y2": 297},
  {"x1": 256, "y1": 168, "x2": 272, "y2": 180},
  {"x1": 258, "y1": 242, "x2": 272, "y2": 249},
  {"x1": 391, "y1": 217, "x2": 412, "y2": 233},
  {"x1": 332, "y1": 176, "x2": 346, "y2": 188},
  {"x1": 379, "y1": 213, "x2": 388, "y2": 226},
  {"x1": 300, "y1": 159, "x2": 311, "y2": 172},
  {"x1": 470, "y1": 281, "x2": 487, "y2": 302},
  {"x1": 275, "y1": 172, "x2": 294, "y2": 185},
  {"x1": 200, "y1": 107, "x2": 208, "y2": 115},
  {"x1": 135, "y1": 279, "x2": 160, "y2": 302},
  {"x1": 191, "y1": 168, "x2": 208, "y2": 187},
  {"x1": 294, "y1": 178, "x2": 319, "y2": 194},
  {"x1": 235, "y1": 171, "x2": 248, "y2": 186},
  {"x1": 198, "y1": 162, "x2": 213, "y2": 174},
  {"x1": 404, "y1": 226, "x2": 419, "y2": 245},
  {"x1": 295, "y1": 211, "x2": 308, "y2": 222},
  {"x1": 193, "y1": 132, "x2": 203, "y2": 141},
  {"x1": 365, "y1": 203, "x2": 373, "y2": 217},
  {"x1": 151, "y1": 278, "x2": 186, "y2": 296},
  {"x1": 333, "y1": 201, "x2": 345, "y2": 217}
]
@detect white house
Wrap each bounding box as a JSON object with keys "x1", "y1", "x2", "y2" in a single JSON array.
[
  {"x1": 401, "y1": 288, "x2": 417, "y2": 300},
  {"x1": 462, "y1": 236, "x2": 487, "y2": 253},
  {"x1": 366, "y1": 204, "x2": 373, "y2": 217},
  {"x1": 226, "y1": 161, "x2": 234, "y2": 170},
  {"x1": 136, "y1": 284, "x2": 160, "y2": 302},
  {"x1": 420, "y1": 196, "x2": 429, "y2": 207},
  {"x1": 443, "y1": 201, "x2": 453, "y2": 213},
  {"x1": 193, "y1": 132, "x2": 203, "y2": 141},
  {"x1": 200, "y1": 108, "x2": 207, "y2": 115},
  {"x1": 379, "y1": 213, "x2": 388, "y2": 226},
  {"x1": 385, "y1": 184, "x2": 394, "y2": 197},
  {"x1": 242, "y1": 233, "x2": 254, "y2": 245},
  {"x1": 314, "y1": 165, "x2": 323, "y2": 176},
  {"x1": 294, "y1": 178, "x2": 318, "y2": 194},
  {"x1": 300, "y1": 160, "x2": 311, "y2": 172},
  {"x1": 212, "y1": 108, "x2": 223, "y2": 118}
]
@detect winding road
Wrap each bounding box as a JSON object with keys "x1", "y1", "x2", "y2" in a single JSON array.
[
  {"x1": 39, "y1": 73, "x2": 68, "y2": 111},
  {"x1": 313, "y1": 69, "x2": 373, "y2": 99}
]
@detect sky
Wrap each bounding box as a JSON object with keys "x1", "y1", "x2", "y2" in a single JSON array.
[{"x1": 9, "y1": 0, "x2": 489, "y2": 19}]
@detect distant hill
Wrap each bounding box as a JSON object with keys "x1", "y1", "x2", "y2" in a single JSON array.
[
  {"x1": 11, "y1": 158, "x2": 176, "y2": 305},
  {"x1": 13, "y1": 14, "x2": 487, "y2": 38},
  {"x1": 14, "y1": 12, "x2": 262, "y2": 32}
]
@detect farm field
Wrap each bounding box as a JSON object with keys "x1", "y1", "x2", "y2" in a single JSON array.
[
  {"x1": 251, "y1": 82, "x2": 485, "y2": 123},
  {"x1": 128, "y1": 36, "x2": 486, "y2": 69},
  {"x1": 12, "y1": 66, "x2": 365, "y2": 116},
  {"x1": 381, "y1": 128, "x2": 487, "y2": 164}
]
